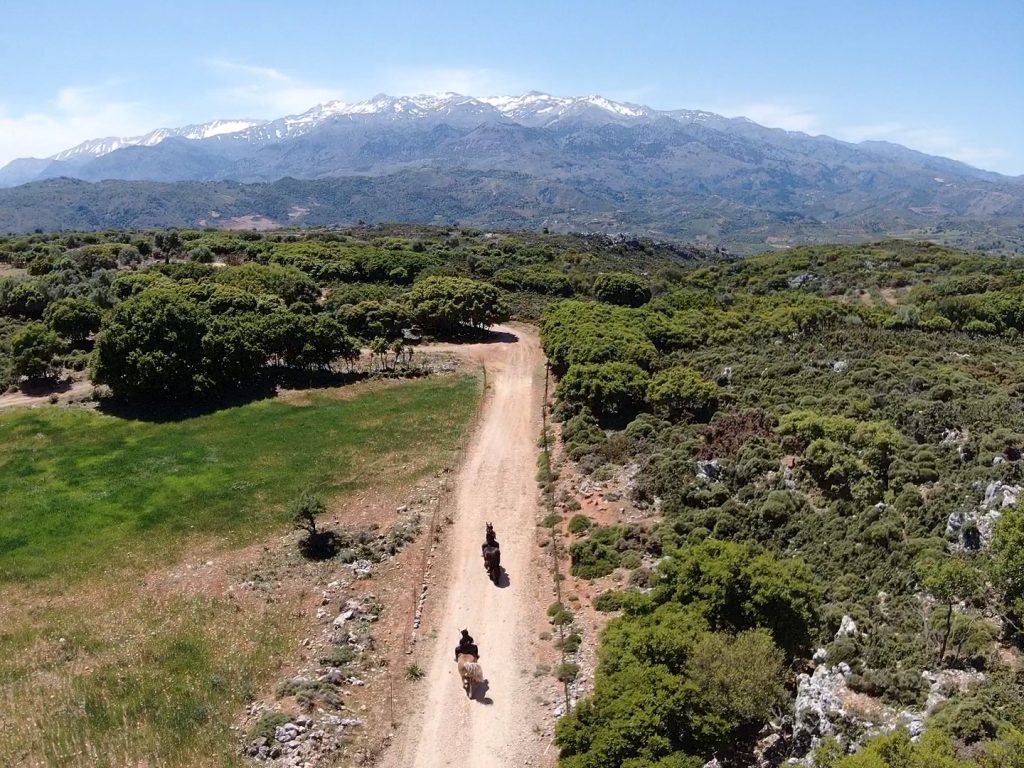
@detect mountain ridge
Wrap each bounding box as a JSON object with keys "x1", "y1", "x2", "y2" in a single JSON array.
[{"x1": 1, "y1": 92, "x2": 1021, "y2": 252}]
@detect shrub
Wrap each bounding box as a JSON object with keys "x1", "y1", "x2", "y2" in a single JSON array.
[
  {"x1": 568, "y1": 515, "x2": 594, "y2": 534},
  {"x1": 43, "y1": 297, "x2": 103, "y2": 343},
  {"x1": 406, "y1": 276, "x2": 509, "y2": 335},
  {"x1": 592, "y1": 272, "x2": 652, "y2": 307},
  {"x1": 10, "y1": 322, "x2": 65, "y2": 381},
  {"x1": 558, "y1": 362, "x2": 651, "y2": 424},
  {"x1": 647, "y1": 366, "x2": 720, "y2": 422}
]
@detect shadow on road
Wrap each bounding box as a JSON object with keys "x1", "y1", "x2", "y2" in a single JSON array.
[{"x1": 477, "y1": 680, "x2": 494, "y2": 705}]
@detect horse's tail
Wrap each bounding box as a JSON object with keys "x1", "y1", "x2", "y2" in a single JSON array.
[{"x1": 467, "y1": 662, "x2": 483, "y2": 682}]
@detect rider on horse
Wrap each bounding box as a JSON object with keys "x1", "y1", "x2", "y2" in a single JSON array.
[
  {"x1": 454, "y1": 629, "x2": 479, "y2": 662},
  {"x1": 481, "y1": 522, "x2": 499, "y2": 556}
]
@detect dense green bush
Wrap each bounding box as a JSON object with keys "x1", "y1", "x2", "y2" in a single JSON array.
[
  {"x1": 43, "y1": 297, "x2": 103, "y2": 343},
  {"x1": 593, "y1": 271, "x2": 652, "y2": 307},
  {"x1": 405, "y1": 276, "x2": 509, "y2": 334},
  {"x1": 558, "y1": 362, "x2": 651, "y2": 424},
  {"x1": 647, "y1": 367, "x2": 720, "y2": 422},
  {"x1": 10, "y1": 322, "x2": 65, "y2": 381}
]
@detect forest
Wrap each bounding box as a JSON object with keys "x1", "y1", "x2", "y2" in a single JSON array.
[{"x1": 0, "y1": 225, "x2": 704, "y2": 401}]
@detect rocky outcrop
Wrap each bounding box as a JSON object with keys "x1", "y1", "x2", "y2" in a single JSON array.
[
  {"x1": 696, "y1": 459, "x2": 722, "y2": 482},
  {"x1": 947, "y1": 479, "x2": 1021, "y2": 550},
  {"x1": 790, "y1": 657, "x2": 985, "y2": 762}
]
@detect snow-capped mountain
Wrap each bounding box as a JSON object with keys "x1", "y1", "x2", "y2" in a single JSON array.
[
  {"x1": 1, "y1": 89, "x2": 1020, "y2": 250},
  {"x1": 1, "y1": 92, "x2": 697, "y2": 185},
  {"x1": 49, "y1": 119, "x2": 268, "y2": 162},
  {"x1": 19, "y1": 92, "x2": 688, "y2": 167}
]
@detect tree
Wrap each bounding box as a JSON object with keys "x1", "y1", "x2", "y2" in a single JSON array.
[
  {"x1": 43, "y1": 297, "x2": 102, "y2": 344},
  {"x1": 291, "y1": 493, "x2": 326, "y2": 537},
  {"x1": 340, "y1": 300, "x2": 409, "y2": 341},
  {"x1": 111, "y1": 271, "x2": 173, "y2": 301},
  {"x1": 267, "y1": 313, "x2": 358, "y2": 371},
  {"x1": 915, "y1": 554, "x2": 982, "y2": 664},
  {"x1": 593, "y1": 272, "x2": 652, "y2": 307},
  {"x1": 992, "y1": 506, "x2": 1024, "y2": 619},
  {"x1": 647, "y1": 367, "x2": 720, "y2": 422},
  {"x1": 406, "y1": 276, "x2": 509, "y2": 335},
  {"x1": 92, "y1": 288, "x2": 211, "y2": 400},
  {"x1": 653, "y1": 538, "x2": 821, "y2": 658},
  {"x1": 0, "y1": 279, "x2": 49, "y2": 319},
  {"x1": 10, "y1": 323, "x2": 65, "y2": 381},
  {"x1": 214, "y1": 262, "x2": 319, "y2": 306}
]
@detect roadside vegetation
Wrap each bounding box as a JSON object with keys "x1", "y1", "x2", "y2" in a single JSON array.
[{"x1": 543, "y1": 240, "x2": 1024, "y2": 767}]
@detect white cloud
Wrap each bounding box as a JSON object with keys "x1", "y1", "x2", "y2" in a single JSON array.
[
  {"x1": 0, "y1": 83, "x2": 164, "y2": 165},
  {"x1": 711, "y1": 102, "x2": 823, "y2": 134},
  {"x1": 835, "y1": 122, "x2": 1009, "y2": 171},
  {"x1": 706, "y1": 102, "x2": 1013, "y2": 173},
  {"x1": 377, "y1": 66, "x2": 526, "y2": 97},
  {"x1": 205, "y1": 59, "x2": 341, "y2": 115}
]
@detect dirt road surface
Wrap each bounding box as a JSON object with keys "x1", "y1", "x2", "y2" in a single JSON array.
[
  {"x1": 380, "y1": 325, "x2": 550, "y2": 768},
  {"x1": 0, "y1": 377, "x2": 92, "y2": 411}
]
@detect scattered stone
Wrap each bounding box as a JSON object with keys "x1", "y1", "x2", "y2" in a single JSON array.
[
  {"x1": 835, "y1": 615, "x2": 859, "y2": 640},
  {"x1": 812, "y1": 648, "x2": 828, "y2": 665},
  {"x1": 832, "y1": 360, "x2": 848, "y2": 373},
  {"x1": 787, "y1": 272, "x2": 815, "y2": 289},
  {"x1": 696, "y1": 459, "x2": 721, "y2": 482},
  {"x1": 948, "y1": 479, "x2": 1022, "y2": 550}
]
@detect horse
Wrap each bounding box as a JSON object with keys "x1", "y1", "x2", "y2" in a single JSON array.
[
  {"x1": 457, "y1": 653, "x2": 483, "y2": 698},
  {"x1": 483, "y1": 544, "x2": 500, "y2": 583}
]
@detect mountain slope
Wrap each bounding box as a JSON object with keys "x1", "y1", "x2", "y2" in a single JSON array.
[{"x1": 0, "y1": 92, "x2": 1021, "y2": 251}]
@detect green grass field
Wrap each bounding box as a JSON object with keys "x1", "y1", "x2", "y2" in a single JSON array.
[
  {"x1": 0, "y1": 375, "x2": 480, "y2": 766},
  {"x1": 0, "y1": 376, "x2": 479, "y2": 582}
]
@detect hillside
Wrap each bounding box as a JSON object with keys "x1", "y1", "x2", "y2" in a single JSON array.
[
  {"x1": 540, "y1": 239, "x2": 1024, "y2": 767},
  {"x1": 7, "y1": 229, "x2": 1024, "y2": 766},
  {"x1": 1, "y1": 93, "x2": 1022, "y2": 253}
]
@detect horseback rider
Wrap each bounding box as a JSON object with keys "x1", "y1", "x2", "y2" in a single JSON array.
[
  {"x1": 481, "y1": 522, "x2": 499, "y2": 556},
  {"x1": 454, "y1": 629, "x2": 479, "y2": 662}
]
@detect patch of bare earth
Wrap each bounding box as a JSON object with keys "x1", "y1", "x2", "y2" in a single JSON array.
[
  {"x1": 219, "y1": 215, "x2": 281, "y2": 231},
  {"x1": 0, "y1": 372, "x2": 92, "y2": 411}
]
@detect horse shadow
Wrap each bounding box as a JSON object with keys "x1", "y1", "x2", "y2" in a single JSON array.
[
  {"x1": 475, "y1": 679, "x2": 493, "y2": 705},
  {"x1": 495, "y1": 568, "x2": 511, "y2": 589}
]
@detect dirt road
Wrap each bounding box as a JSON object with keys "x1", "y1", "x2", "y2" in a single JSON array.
[
  {"x1": 380, "y1": 325, "x2": 549, "y2": 768},
  {"x1": 0, "y1": 377, "x2": 92, "y2": 411}
]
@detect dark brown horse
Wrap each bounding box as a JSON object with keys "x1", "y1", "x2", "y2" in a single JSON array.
[{"x1": 483, "y1": 544, "x2": 500, "y2": 583}]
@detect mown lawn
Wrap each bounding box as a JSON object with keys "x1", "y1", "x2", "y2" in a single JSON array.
[
  {"x1": 0, "y1": 376, "x2": 479, "y2": 582},
  {"x1": 0, "y1": 375, "x2": 480, "y2": 767}
]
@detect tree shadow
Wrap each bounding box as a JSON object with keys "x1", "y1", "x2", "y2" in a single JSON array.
[
  {"x1": 16, "y1": 377, "x2": 76, "y2": 397},
  {"x1": 97, "y1": 381, "x2": 279, "y2": 423},
  {"x1": 473, "y1": 329, "x2": 518, "y2": 345},
  {"x1": 421, "y1": 327, "x2": 519, "y2": 345},
  {"x1": 96, "y1": 368, "x2": 369, "y2": 423},
  {"x1": 275, "y1": 368, "x2": 367, "y2": 391},
  {"x1": 298, "y1": 530, "x2": 345, "y2": 561}
]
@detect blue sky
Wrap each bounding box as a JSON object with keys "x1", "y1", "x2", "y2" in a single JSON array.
[{"x1": 1, "y1": 0, "x2": 1022, "y2": 174}]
